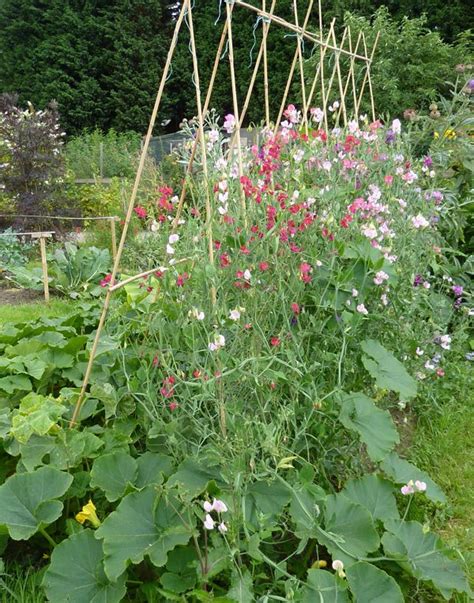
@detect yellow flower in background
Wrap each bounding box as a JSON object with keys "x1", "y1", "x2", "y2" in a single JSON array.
[
  {"x1": 311, "y1": 560, "x2": 328, "y2": 569},
  {"x1": 433, "y1": 132, "x2": 440, "y2": 139},
  {"x1": 443, "y1": 129, "x2": 457, "y2": 139},
  {"x1": 75, "y1": 500, "x2": 101, "y2": 528}
]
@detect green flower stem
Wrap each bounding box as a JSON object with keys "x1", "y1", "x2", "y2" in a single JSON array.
[{"x1": 39, "y1": 527, "x2": 57, "y2": 548}]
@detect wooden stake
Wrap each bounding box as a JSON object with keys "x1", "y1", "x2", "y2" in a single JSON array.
[
  {"x1": 70, "y1": 0, "x2": 189, "y2": 427},
  {"x1": 110, "y1": 217, "x2": 117, "y2": 260},
  {"x1": 39, "y1": 237, "x2": 49, "y2": 302}
]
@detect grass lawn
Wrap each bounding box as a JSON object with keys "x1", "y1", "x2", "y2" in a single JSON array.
[
  {"x1": 0, "y1": 299, "x2": 73, "y2": 325},
  {"x1": 410, "y1": 354, "x2": 474, "y2": 590}
]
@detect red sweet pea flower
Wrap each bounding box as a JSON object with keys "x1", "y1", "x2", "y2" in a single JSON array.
[
  {"x1": 259, "y1": 261, "x2": 269, "y2": 271},
  {"x1": 176, "y1": 273, "x2": 189, "y2": 287},
  {"x1": 291, "y1": 303, "x2": 300, "y2": 314},
  {"x1": 220, "y1": 253, "x2": 231, "y2": 268},
  {"x1": 100, "y1": 274, "x2": 112, "y2": 288},
  {"x1": 270, "y1": 337, "x2": 281, "y2": 347},
  {"x1": 134, "y1": 206, "x2": 147, "y2": 219}
]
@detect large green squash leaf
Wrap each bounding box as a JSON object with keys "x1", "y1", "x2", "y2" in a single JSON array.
[
  {"x1": 135, "y1": 452, "x2": 174, "y2": 488},
  {"x1": 0, "y1": 374, "x2": 32, "y2": 394},
  {"x1": 0, "y1": 466, "x2": 73, "y2": 539},
  {"x1": 96, "y1": 486, "x2": 193, "y2": 581},
  {"x1": 43, "y1": 529, "x2": 126, "y2": 603},
  {"x1": 10, "y1": 393, "x2": 66, "y2": 444},
  {"x1": 361, "y1": 339, "x2": 417, "y2": 400},
  {"x1": 167, "y1": 458, "x2": 224, "y2": 499},
  {"x1": 339, "y1": 393, "x2": 399, "y2": 462},
  {"x1": 383, "y1": 520, "x2": 471, "y2": 600},
  {"x1": 380, "y1": 452, "x2": 446, "y2": 503},
  {"x1": 90, "y1": 450, "x2": 137, "y2": 502},
  {"x1": 302, "y1": 569, "x2": 349, "y2": 602},
  {"x1": 346, "y1": 561, "x2": 404, "y2": 602},
  {"x1": 227, "y1": 569, "x2": 254, "y2": 602},
  {"x1": 342, "y1": 475, "x2": 399, "y2": 523},
  {"x1": 318, "y1": 493, "x2": 380, "y2": 565}
]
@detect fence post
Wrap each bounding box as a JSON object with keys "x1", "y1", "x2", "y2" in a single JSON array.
[
  {"x1": 31, "y1": 232, "x2": 53, "y2": 302},
  {"x1": 99, "y1": 142, "x2": 104, "y2": 180}
]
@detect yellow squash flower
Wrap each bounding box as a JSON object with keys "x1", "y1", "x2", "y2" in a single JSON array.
[{"x1": 75, "y1": 500, "x2": 101, "y2": 528}]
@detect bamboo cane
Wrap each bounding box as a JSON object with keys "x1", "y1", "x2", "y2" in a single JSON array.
[
  {"x1": 262, "y1": 0, "x2": 270, "y2": 126},
  {"x1": 226, "y1": 0, "x2": 247, "y2": 226},
  {"x1": 355, "y1": 31, "x2": 380, "y2": 120},
  {"x1": 293, "y1": 0, "x2": 309, "y2": 135},
  {"x1": 172, "y1": 9, "x2": 233, "y2": 229},
  {"x1": 274, "y1": 0, "x2": 314, "y2": 133},
  {"x1": 305, "y1": 20, "x2": 335, "y2": 116},
  {"x1": 235, "y1": 0, "x2": 369, "y2": 61},
  {"x1": 335, "y1": 28, "x2": 362, "y2": 123},
  {"x1": 322, "y1": 28, "x2": 348, "y2": 129},
  {"x1": 70, "y1": 0, "x2": 189, "y2": 427},
  {"x1": 318, "y1": 0, "x2": 328, "y2": 132},
  {"x1": 228, "y1": 0, "x2": 277, "y2": 155},
  {"x1": 332, "y1": 27, "x2": 348, "y2": 127},
  {"x1": 187, "y1": 0, "x2": 216, "y2": 305}
]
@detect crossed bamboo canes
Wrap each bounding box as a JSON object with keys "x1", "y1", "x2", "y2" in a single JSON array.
[{"x1": 71, "y1": 0, "x2": 378, "y2": 426}]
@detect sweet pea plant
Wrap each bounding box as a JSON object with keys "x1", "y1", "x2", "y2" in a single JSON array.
[{"x1": 0, "y1": 106, "x2": 472, "y2": 602}]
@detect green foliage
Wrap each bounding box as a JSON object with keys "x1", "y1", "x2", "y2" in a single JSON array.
[
  {"x1": 6, "y1": 244, "x2": 111, "y2": 298},
  {"x1": 0, "y1": 466, "x2": 72, "y2": 540},
  {"x1": 0, "y1": 229, "x2": 34, "y2": 269},
  {"x1": 345, "y1": 561, "x2": 404, "y2": 602},
  {"x1": 0, "y1": 94, "x2": 64, "y2": 216},
  {"x1": 342, "y1": 8, "x2": 467, "y2": 118},
  {"x1": 338, "y1": 392, "x2": 399, "y2": 462},
  {"x1": 1, "y1": 118, "x2": 473, "y2": 601},
  {"x1": 95, "y1": 487, "x2": 194, "y2": 581},
  {"x1": 48, "y1": 244, "x2": 111, "y2": 298},
  {"x1": 43, "y1": 530, "x2": 127, "y2": 603},
  {"x1": 65, "y1": 130, "x2": 141, "y2": 179},
  {"x1": 361, "y1": 339, "x2": 418, "y2": 400}
]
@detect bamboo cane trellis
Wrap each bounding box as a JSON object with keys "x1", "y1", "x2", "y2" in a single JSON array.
[{"x1": 70, "y1": 0, "x2": 379, "y2": 426}]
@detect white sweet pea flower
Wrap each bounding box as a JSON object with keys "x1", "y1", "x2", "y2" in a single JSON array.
[
  {"x1": 218, "y1": 522, "x2": 228, "y2": 533},
  {"x1": 411, "y1": 214, "x2": 430, "y2": 229},
  {"x1": 392, "y1": 118, "x2": 402, "y2": 134},
  {"x1": 212, "y1": 499, "x2": 228, "y2": 513},
  {"x1": 204, "y1": 514, "x2": 215, "y2": 530},
  {"x1": 332, "y1": 559, "x2": 345, "y2": 578},
  {"x1": 229, "y1": 309, "x2": 241, "y2": 321}
]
